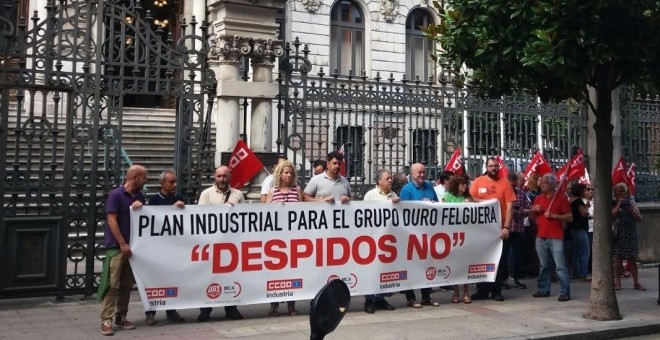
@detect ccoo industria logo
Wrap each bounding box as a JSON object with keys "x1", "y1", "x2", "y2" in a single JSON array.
[{"x1": 145, "y1": 287, "x2": 178, "y2": 299}]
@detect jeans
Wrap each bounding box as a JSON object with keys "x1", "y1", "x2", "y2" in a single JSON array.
[
  {"x1": 536, "y1": 237, "x2": 570, "y2": 297},
  {"x1": 570, "y1": 229, "x2": 590, "y2": 278}
]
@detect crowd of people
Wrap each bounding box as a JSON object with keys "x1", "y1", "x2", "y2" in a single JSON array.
[{"x1": 97, "y1": 153, "x2": 646, "y2": 336}]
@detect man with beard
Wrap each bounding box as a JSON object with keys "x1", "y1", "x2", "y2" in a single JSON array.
[
  {"x1": 469, "y1": 157, "x2": 516, "y2": 301},
  {"x1": 197, "y1": 165, "x2": 245, "y2": 321},
  {"x1": 303, "y1": 151, "x2": 352, "y2": 203}
]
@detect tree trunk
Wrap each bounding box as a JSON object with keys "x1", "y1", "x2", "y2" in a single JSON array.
[{"x1": 584, "y1": 66, "x2": 621, "y2": 320}]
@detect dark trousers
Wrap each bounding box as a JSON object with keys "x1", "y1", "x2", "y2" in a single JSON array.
[
  {"x1": 199, "y1": 306, "x2": 238, "y2": 315},
  {"x1": 509, "y1": 232, "x2": 525, "y2": 280},
  {"x1": 476, "y1": 238, "x2": 510, "y2": 296},
  {"x1": 145, "y1": 310, "x2": 176, "y2": 317},
  {"x1": 402, "y1": 288, "x2": 432, "y2": 302}
]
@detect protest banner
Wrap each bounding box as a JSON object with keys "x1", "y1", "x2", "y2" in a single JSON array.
[{"x1": 130, "y1": 200, "x2": 502, "y2": 311}]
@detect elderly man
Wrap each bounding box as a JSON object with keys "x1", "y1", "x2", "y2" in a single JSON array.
[
  {"x1": 144, "y1": 170, "x2": 186, "y2": 326},
  {"x1": 197, "y1": 165, "x2": 245, "y2": 321},
  {"x1": 362, "y1": 169, "x2": 400, "y2": 313},
  {"x1": 530, "y1": 173, "x2": 572, "y2": 301},
  {"x1": 304, "y1": 151, "x2": 351, "y2": 203},
  {"x1": 469, "y1": 157, "x2": 516, "y2": 302},
  {"x1": 99, "y1": 165, "x2": 147, "y2": 336},
  {"x1": 399, "y1": 163, "x2": 440, "y2": 308}
]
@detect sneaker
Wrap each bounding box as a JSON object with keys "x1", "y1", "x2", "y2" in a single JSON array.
[
  {"x1": 115, "y1": 316, "x2": 136, "y2": 330},
  {"x1": 100, "y1": 321, "x2": 114, "y2": 336},
  {"x1": 166, "y1": 311, "x2": 185, "y2": 323},
  {"x1": 514, "y1": 280, "x2": 527, "y2": 289},
  {"x1": 557, "y1": 294, "x2": 570, "y2": 302},
  {"x1": 532, "y1": 291, "x2": 550, "y2": 298},
  {"x1": 145, "y1": 314, "x2": 157, "y2": 326}
]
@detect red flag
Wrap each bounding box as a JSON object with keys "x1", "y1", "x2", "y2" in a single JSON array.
[
  {"x1": 444, "y1": 147, "x2": 464, "y2": 174},
  {"x1": 523, "y1": 151, "x2": 553, "y2": 187},
  {"x1": 227, "y1": 140, "x2": 264, "y2": 189},
  {"x1": 627, "y1": 163, "x2": 636, "y2": 195},
  {"x1": 578, "y1": 169, "x2": 591, "y2": 185},
  {"x1": 555, "y1": 149, "x2": 586, "y2": 182},
  {"x1": 338, "y1": 144, "x2": 347, "y2": 177},
  {"x1": 611, "y1": 157, "x2": 629, "y2": 188},
  {"x1": 496, "y1": 155, "x2": 509, "y2": 179}
]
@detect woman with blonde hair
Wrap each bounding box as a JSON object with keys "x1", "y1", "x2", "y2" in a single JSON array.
[
  {"x1": 265, "y1": 160, "x2": 302, "y2": 315},
  {"x1": 612, "y1": 182, "x2": 644, "y2": 291}
]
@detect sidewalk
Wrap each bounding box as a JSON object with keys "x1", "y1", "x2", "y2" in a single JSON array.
[{"x1": 1, "y1": 267, "x2": 658, "y2": 340}]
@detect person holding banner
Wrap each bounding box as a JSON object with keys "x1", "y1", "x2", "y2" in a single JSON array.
[
  {"x1": 442, "y1": 173, "x2": 473, "y2": 304},
  {"x1": 144, "y1": 170, "x2": 186, "y2": 326},
  {"x1": 469, "y1": 157, "x2": 515, "y2": 302},
  {"x1": 400, "y1": 163, "x2": 440, "y2": 308},
  {"x1": 304, "y1": 151, "x2": 352, "y2": 203},
  {"x1": 362, "y1": 169, "x2": 400, "y2": 313},
  {"x1": 529, "y1": 173, "x2": 572, "y2": 302},
  {"x1": 197, "y1": 165, "x2": 245, "y2": 322},
  {"x1": 265, "y1": 160, "x2": 303, "y2": 316},
  {"x1": 99, "y1": 165, "x2": 147, "y2": 336}
]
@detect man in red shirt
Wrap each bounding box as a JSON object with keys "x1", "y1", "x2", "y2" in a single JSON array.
[
  {"x1": 530, "y1": 173, "x2": 573, "y2": 301},
  {"x1": 469, "y1": 157, "x2": 516, "y2": 301}
]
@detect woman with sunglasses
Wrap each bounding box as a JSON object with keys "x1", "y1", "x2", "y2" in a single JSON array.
[{"x1": 265, "y1": 160, "x2": 303, "y2": 316}]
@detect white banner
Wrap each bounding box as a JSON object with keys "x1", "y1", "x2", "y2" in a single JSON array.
[{"x1": 129, "y1": 200, "x2": 502, "y2": 311}]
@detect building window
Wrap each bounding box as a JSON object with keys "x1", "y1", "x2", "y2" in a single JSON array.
[
  {"x1": 406, "y1": 9, "x2": 435, "y2": 81},
  {"x1": 330, "y1": 1, "x2": 364, "y2": 75},
  {"x1": 336, "y1": 125, "x2": 364, "y2": 178}
]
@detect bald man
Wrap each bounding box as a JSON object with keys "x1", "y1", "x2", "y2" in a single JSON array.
[
  {"x1": 197, "y1": 165, "x2": 245, "y2": 322},
  {"x1": 99, "y1": 165, "x2": 147, "y2": 336}
]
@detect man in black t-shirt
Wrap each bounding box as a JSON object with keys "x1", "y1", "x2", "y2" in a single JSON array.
[{"x1": 144, "y1": 170, "x2": 186, "y2": 326}]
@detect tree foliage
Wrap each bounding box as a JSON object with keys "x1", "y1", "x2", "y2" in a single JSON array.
[
  {"x1": 427, "y1": 0, "x2": 660, "y2": 321},
  {"x1": 428, "y1": 0, "x2": 660, "y2": 103}
]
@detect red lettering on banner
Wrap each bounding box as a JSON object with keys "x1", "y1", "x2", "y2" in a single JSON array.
[
  {"x1": 263, "y1": 239, "x2": 287, "y2": 270},
  {"x1": 430, "y1": 233, "x2": 451, "y2": 259},
  {"x1": 208, "y1": 236, "x2": 401, "y2": 273},
  {"x1": 242, "y1": 241, "x2": 262, "y2": 271},
  {"x1": 290, "y1": 239, "x2": 314, "y2": 268},
  {"x1": 327, "y1": 237, "x2": 350, "y2": 266},
  {"x1": 407, "y1": 233, "x2": 452, "y2": 260},
  {"x1": 212, "y1": 243, "x2": 239, "y2": 273},
  {"x1": 352, "y1": 235, "x2": 377, "y2": 265},
  {"x1": 378, "y1": 235, "x2": 397, "y2": 263}
]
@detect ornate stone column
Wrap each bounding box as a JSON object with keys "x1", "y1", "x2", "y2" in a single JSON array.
[
  {"x1": 209, "y1": 35, "x2": 251, "y2": 165},
  {"x1": 250, "y1": 39, "x2": 283, "y2": 153}
]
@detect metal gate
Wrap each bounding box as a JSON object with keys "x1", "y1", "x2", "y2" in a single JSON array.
[
  {"x1": 277, "y1": 38, "x2": 586, "y2": 198},
  {"x1": 0, "y1": 0, "x2": 216, "y2": 297}
]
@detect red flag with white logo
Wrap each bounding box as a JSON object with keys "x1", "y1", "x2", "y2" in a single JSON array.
[
  {"x1": 227, "y1": 139, "x2": 264, "y2": 189},
  {"x1": 523, "y1": 151, "x2": 553, "y2": 187},
  {"x1": 627, "y1": 163, "x2": 636, "y2": 195},
  {"x1": 444, "y1": 147, "x2": 464, "y2": 174},
  {"x1": 611, "y1": 157, "x2": 629, "y2": 188},
  {"x1": 337, "y1": 144, "x2": 347, "y2": 177},
  {"x1": 555, "y1": 149, "x2": 586, "y2": 183},
  {"x1": 496, "y1": 155, "x2": 509, "y2": 179}
]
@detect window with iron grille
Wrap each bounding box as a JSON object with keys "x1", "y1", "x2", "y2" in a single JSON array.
[
  {"x1": 406, "y1": 9, "x2": 435, "y2": 81},
  {"x1": 411, "y1": 128, "x2": 438, "y2": 165},
  {"x1": 330, "y1": 1, "x2": 364, "y2": 75},
  {"x1": 336, "y1": 125, "x2": 364, "y2": 178}
]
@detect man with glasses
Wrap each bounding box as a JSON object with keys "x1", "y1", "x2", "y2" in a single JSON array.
[
  {"x1": 529, "y1": 173, "x2": 573, "y2": 301},
  {"x1": 469, "y1": 157, "x2": 516, "y2": 301}
]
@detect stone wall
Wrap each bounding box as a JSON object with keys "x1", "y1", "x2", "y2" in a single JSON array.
[{"x1": 638, "y1": 203, "x2": 660, "y2": 263}]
